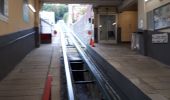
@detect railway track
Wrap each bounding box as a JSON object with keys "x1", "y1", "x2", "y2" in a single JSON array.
[
  {"x1": 60, "y1": 22, "x2": 122, "y2": 100},
  {"x1": 58, "y1": 20, "x2": 150, "y2": 100}
]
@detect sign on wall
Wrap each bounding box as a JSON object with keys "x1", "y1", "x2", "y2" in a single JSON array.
[
  {"x1": 152, "y1": 33, "x2": 168, "y2": 43},
  {"x1": 23, "y1": 0, "x2": 29, "y2": 22}
]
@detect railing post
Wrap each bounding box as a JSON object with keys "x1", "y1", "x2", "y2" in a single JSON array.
[{"x1": 60, "y1": 27, "x2": 75, "y2": 100}]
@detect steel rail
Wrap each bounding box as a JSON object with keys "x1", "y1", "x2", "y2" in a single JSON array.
[
  {"x1": 67, "y1": 30, "x2": 121, "y2": 100},
  {"x1": 60, "y1": 29, "x2": 75, "y2": 100},
  {"x1": 60, "y1": 22, "x2": 120, "y2": 100},
  {"x1": 0, "y1": 32, "x2": 35, "y2": 49}
]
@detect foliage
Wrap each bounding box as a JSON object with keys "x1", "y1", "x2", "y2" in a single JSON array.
[
  {"x1": 63, "y1": 12, "x2": 68, "y2": 23},
  {"x1": 42, "y1": 4, "x2": 68, "y2": 22}
]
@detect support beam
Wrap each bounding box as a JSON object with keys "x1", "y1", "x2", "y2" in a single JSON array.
[
  {"x1": 74, "y1": 81, "x2": 95, "y2": 84},
  {"x1": 118, "y1": 0, "x2": 137, "y2": 12},
  {"x1": 72, "y1": 70, "x2": 88, "y2": 72},
  {"x1": 41, "y1": 0, "x2": 122, "y2": 6}
]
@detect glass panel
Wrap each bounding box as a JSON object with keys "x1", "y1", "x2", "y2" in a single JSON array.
[
  {"x1": 107, "y1": 15, "x2": 116, "y2": 40},
  {"x1": 0, "y1": 0, "x2": 4, "y2": 15},
  {"x1": 99, "y1": 15, "x2": 116, "y2": 41},
  {"x1": 4, "y1": 0, "x2": 8, "y2": 16},
  {"x1": 100, "y1": 15, "x2": 108, "y2": 40}
]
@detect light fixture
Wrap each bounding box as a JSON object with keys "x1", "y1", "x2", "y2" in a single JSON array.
[
  {"x1": 145, "y1": 0, "x2": 148, "y2": 1},
  {"x1": 112, "y1": 22, "x2": 116, "y2": 26},
  {"x1": 28, "y1": 4, "x2": 36, "y2": 12}
]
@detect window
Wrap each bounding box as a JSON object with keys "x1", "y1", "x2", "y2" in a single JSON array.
[
  {"x1": 23, "y1": 0, "x2": 29, "y2": 22},
  {"x1": 0, "y1": 0, "x2": 8, "y2": 21},
  {"x1": 0, "y1": 1, "x2": 5, "y2": 15}
]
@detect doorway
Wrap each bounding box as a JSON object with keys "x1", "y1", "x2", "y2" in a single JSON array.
[{"x1": 98, "y1": 14, "x2": 117, "y2": 43}]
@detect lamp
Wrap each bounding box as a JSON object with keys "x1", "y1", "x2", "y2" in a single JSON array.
[
  {"x1": 28, "y1": 4, "x2": 36, "y2": 12},
  {"x1": 145, "y1": 0, "x2": 151, "y2": 2},
  {"x1": 112, "y1": 22, "x2": 116, "y2": 26}
]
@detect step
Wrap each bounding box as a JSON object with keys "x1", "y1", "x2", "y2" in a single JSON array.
[{"x1": 74, "y1": 81, "x2": 95, "y2": 84}]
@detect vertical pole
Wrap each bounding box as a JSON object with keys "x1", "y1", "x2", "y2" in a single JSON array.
[{"x1": 34, "y1": 0, "x2": 41, "y2": 47}]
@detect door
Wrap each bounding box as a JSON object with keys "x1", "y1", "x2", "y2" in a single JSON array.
[
  {"x1": 98, "y1": 14, "x2": 117, "y2": 43},
  {"x1": 119, "y1": 11, "x2": 137, "y2": 42}
]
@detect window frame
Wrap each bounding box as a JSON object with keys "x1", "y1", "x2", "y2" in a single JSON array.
[{"x1": 0, "y1": 0, "x2": 8, "y2": 22}]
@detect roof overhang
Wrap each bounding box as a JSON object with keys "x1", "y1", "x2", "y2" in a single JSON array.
[
  {"x1": 41, "y1": 0, "x2": 123, "y2": 7},
  {"x1": 40, "y1": 0, "x2": 137, "y2": 11}
]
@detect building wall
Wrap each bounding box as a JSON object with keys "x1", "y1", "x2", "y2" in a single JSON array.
[
  {"x1": 0, "y1": 0, "x2": 40, "y2": 80},
  {"x1": 93, "y1": 6, "x2": 117, "y2": 28},
  {"x1": 137, "y1": 0, "x2": 170, "y2": 65},
  {"x1": 145, "y1": 0, "x2": 169, "y2": 12},
  {"x1": 93, "y1": 6, "x2": 117, "y2": 43},
  {"x1": 91, "y1": 1, "x2": 139, "y2": 43},
  {"x1": 94, "y1": 6, "x2": 138, "y2": 43},
  {"x1": 145, "y1": 0, "x2": 170, "y2": 32},
  {"x1": 0, "y1": 0, "x2": 35, "y2": 36},
  {"x1": 138, "y1": 0, "x2": 170, "y2": 31},
  {"x1": 138, "y1": 0, "x2": 145, "y2": 30},
  {"x1": 118, "y1": 11, "x2": 138, "y2": 42}
]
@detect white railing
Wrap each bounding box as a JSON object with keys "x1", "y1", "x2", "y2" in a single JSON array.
[
  {"x1": 40, "y1": 19, "x2": 54, "y2": 34},
  {"x1": 72, "y1": 5, "x2": 94, "y2": 44}
]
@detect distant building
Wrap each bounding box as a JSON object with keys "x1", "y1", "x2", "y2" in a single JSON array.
[
  {"x1": 39, "y1": 11, "x2": 55, "y2": 34},
  {"x1": 40, "y1": 11, "x2": 55, "y2": 25},
  {"x1": 68, "y1": 4, "x2": 89, "y2": 25}
]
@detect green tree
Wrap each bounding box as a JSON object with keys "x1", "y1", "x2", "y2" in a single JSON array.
[
  {"x1": 42, "y1": 4, "x2": 68, "y2": 22},
  {"x1": 63, "y1": 12, "x2": 68, "y2": 23}
]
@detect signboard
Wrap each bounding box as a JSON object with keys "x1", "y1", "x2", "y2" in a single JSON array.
[
  {"x1": 152, "y1": 33, "x2": 168, "y2": 43},
  {"x1": 23, "y1": 0, "x2": 29, "y2": 22}
]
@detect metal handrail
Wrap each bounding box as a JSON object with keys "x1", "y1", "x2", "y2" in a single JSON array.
[
  {"x1": 60, "y1": 29, "x2": 75, "y2": 100},
  {"x1": 0, "y1": 32, "x2": 35, "y2": 49}
]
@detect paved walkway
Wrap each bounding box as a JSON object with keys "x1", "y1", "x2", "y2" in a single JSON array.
[
  {"x1": 93, "y1": 44, "x2": 170, "y2": 100},
  {"x1": 1, "y1": 33, "x2": 170, "y2": 100},
  {"x1": 0, "y1": 35, "x2": 61, "y2": 100}
]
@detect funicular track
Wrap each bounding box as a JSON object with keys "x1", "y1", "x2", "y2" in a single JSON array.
[
  {"x1": 61, "y1": 22, "x2": 150, "y2": 100},
  {"x1": 60, "y1": 25, "x2": 123, "y2": 100}
]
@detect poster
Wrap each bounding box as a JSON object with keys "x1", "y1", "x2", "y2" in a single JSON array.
[
  {"x1": 154, "y1": 3, "x2": 170, "y2": 30},
  {"x1": 23, "y1": 0, "x2": 29, "y2": 22}
]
